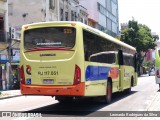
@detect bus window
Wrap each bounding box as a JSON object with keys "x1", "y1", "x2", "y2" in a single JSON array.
[
  {"x1": 90, "y1": 52, "x2": 116, "y2": 64},
  {"x1": 24, "y1": 27, "x2": 76, "y2": 50},
  {"x1": 123, "y1": 55, "x2": 134, "y2": 66}
]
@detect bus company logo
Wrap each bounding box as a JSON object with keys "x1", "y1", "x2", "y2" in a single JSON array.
[
  {"x1": 40, "y1": 54, "x2": 56, "y2": 57},
  {"x1": 26, "y1": 65, "x2": 31, "y2": 75}
]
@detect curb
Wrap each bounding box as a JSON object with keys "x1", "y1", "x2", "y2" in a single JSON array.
[{"x1": 0, "y1": 95, "x2": 22, "y2": 100}]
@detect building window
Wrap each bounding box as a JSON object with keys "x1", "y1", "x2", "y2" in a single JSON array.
[
  {"x1": 112, "y1": 0, "x2": 117, "y2": 4},
  {"x1": 8, "y1": 3, "x2": 13, "y2": 15},
  {"x1": 111, "y1": 1, "x2": 117, "y2": 16},
  {"x1": 0, "y1": 17, "x2": 5, "y2": 42},
  {"x1": 0, "y1": 17, "x2": 4, "y2": 30},
  {"x1": 98, "y1": 24, "x2": 105, "y2": 32},
  {"x1": 49, "y1": 0, "x2": 55, "y2": 10},
  {"x1": 97, "y1": 3, "x2": 100, "y2": 11},
  {"x1": 106, "y1": 18, "x2": 112, "y2": 31},
  {"x1": 80, "y1": 18, "x2": 83, "y2": 23},
  {"x1": 112, "y1": 22, "x2": 117, "y2": 34},
  {"x1": 71, "y1": 11, "x2": 74, "y2": 21},
  {"x1": 60, "y1": 9, "x2": 63, "y2": 21},
  {"x1": 65, "y1": 12, "x2": 68, "y2": 21},
  {"x1": 74, "y1": 12, "x2": 77, "y2": 21},
  {"x1": 84, "y1": 20, "x2": 87, "y2": 25},
  {"x1": 97, "y1": 2, "x2": 116, "y2": 23},
  {"x1": 106, "y1": 0, "x2": 111, "y2": 12}
]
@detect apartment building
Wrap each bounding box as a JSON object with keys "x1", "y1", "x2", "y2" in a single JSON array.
[
  {"x1": 0, "y1": 0, "x2": 9, "y2": 90},
  {"x1": 80, "y1": 0, "x2": 119, "y2": 37},
  {"x1": 7, "y1": 0, "x2": 88, "y2": 89},
  {"x1": 8, "y1": 0, "x2": 88, "y2": 39}
]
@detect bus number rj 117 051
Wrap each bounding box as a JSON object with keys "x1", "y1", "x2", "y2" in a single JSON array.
[{"x1": 38, "y1": 71, "x2": 58, "y2": 76}]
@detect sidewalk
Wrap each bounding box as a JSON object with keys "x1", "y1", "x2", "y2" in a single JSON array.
[
  {"x1": 140, "y1": 91, "x2": 160, "y2": 120},
  {"x1": 145, "y1": 91, "x2": 160, "y2": 111},
  {"x1": 0, "y1": 90, "x2": 21, "y2": 100}
]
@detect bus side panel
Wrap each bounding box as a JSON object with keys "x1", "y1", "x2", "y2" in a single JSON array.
[
  {"x1": 84, "y1": 62, "x2": 106, "y2": 96},
  {"x1": 123, "y1": 66, "x2": 135, "y2": 89},
  {"x1": 84, "y1": 62, "x2": 119, "y2": 96}
]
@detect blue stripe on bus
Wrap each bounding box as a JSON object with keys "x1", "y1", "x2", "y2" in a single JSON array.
[{"x1": 85, "y1": 65, "x2": 111, "y2": 81}]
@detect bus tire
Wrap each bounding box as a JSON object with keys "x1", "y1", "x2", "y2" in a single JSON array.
[
  {"x1": 104, "y1": 81, "x2": 112, "y2": 104},
  {"x1": 125, "y1": 77, "x2": 133, "y2": 94}
]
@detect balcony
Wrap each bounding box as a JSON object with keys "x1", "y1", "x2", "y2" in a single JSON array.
[{"x1": 0, "y1": 30, "x2": 6, "y2": 42}]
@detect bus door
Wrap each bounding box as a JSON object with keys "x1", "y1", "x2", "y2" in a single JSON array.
[{"x1": 118, "y1": 50, "x2": 125, "y2": 91}]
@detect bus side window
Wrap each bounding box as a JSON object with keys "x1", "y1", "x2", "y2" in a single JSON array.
[
  {"x1": 123, "y1": 55, "x2": 128, "y2": 66},
  {"x1": 103, "y1": 54, "x2": 116, "y2": 64},
  {"x1": 90, "y1": 55, "x2": 97, "y2": 62}
]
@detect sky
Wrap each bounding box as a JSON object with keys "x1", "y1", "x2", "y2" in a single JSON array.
[{"x1": 118, "y1": 0, "x2": 160, "y2": 36}]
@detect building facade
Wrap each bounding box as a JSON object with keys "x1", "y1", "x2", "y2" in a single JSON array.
[
  {"x1": 0, "y1": 0, "x2": 9, "y2": 90},
  {"x1": 80, "y1": 0, "x2": 119, "y2": 37},
  {"x1": 7, "y1": 0, "x2": 88, "y2": 89},
  {"x1": 8, "y1": 0, "x2": 88, "y2": 39}
]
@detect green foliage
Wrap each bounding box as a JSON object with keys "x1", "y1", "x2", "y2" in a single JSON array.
[
  {"x1": 121, "y1": 20, "x2": 157, "y2": 52},
  {"x1": 152, "y1": 34, "x2": 159, "y2": 41},
  {"x1": 143, "y1": 60, "x2": 155, "y2": 71},
  {"x1": 120, "y1": 19, "x2": 158, "y2": 75}
]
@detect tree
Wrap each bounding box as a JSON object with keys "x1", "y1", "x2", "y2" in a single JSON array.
[
  {"x1": 152, "y1": 34, "x2": 159, "y2": 41},
  {"x1": 120, "y1": 19, "x2": 157, "y2": 75}
]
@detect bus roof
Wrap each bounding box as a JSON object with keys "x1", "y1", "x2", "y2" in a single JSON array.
[
  {"x1": 80, "y1": 23, "x2": 136, "y2": 52},
  {"x1": 22, "y1": 21, "x2": 136, "y2": 52},
  {"x1": 90, "y1": 51, "x2": 134, "y2": 58}
]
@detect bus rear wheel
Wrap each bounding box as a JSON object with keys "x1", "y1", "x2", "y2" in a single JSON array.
[{"x1": 103, "y1": 81, "x2": 112, "y2": 104}]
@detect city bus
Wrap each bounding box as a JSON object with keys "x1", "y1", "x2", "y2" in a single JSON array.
[
  {"x1": 155, "y1": 48, "x2": 160, "y2": 89},
  {"x1": 20, "y1": 21, "x2": 137, "y2": 103}
]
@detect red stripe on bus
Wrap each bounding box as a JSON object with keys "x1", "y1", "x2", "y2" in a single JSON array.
[{"x1": 24, "y1": 48, "x2": 75, "y2": 53}]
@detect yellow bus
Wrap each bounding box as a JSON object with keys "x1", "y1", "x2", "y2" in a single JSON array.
[{"x1": 20, "y1": 21, "x2": 137, "y2": 103}]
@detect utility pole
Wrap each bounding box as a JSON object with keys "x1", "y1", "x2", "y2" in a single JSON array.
[{"x1": 7, "y1": 27, "x2": 12, "y2": 89}]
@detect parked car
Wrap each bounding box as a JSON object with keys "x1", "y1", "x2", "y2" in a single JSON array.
[{"x1": 149, "y1": 69, "x2": 155, "y2": 76}]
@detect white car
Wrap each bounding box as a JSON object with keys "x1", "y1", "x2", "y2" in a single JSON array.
[{"x1": 149, "y1": 69, "x2": 155, "y2": 76}]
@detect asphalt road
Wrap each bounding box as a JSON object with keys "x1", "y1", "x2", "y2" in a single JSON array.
[{"x1": 0, "y1": 75, "x2": 159, "y2": 120}]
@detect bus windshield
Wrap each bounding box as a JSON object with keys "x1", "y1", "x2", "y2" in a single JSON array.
[{"x1": 24, "y1": 27, "x2": 76, "y2": 50}]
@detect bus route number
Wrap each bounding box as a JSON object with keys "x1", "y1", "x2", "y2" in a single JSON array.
[{"x1": 38, "y1": 71, "x2": 58, "y2": 76}]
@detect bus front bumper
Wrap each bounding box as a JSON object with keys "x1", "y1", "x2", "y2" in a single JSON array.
[{"x1": 20, "y1": 83, "x2": 85, "y2": 96}]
